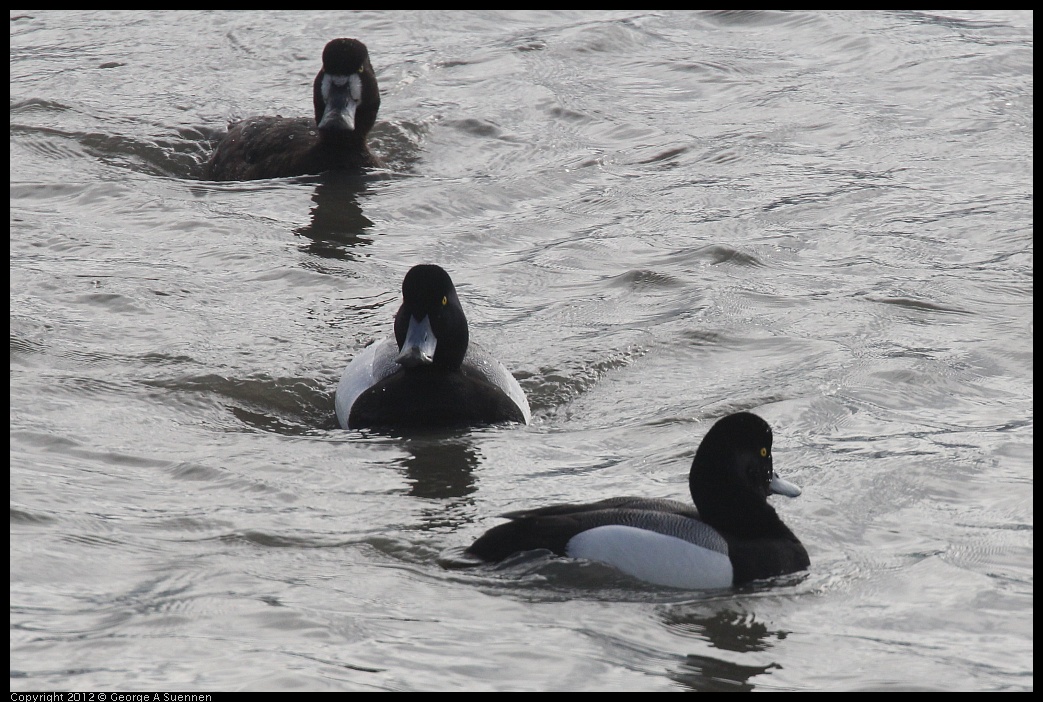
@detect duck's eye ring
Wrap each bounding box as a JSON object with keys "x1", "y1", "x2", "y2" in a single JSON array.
[
  {"x1": 760, "y1": 447, "x2": 768, "y2": 458},
  {"x1": 442, "y1": 296, "x2": 448, "y2": 306},
  {"x1": 358, "y1": 66, "x2": 365, "y2": 74}
]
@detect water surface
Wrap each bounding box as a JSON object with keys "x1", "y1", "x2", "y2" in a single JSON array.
[{"x1": 10, "y1": 10, "x2": 1033, "y2": 691}]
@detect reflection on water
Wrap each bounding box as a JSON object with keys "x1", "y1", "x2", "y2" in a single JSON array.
[
  {"x1": 294, "y1": 172, "x2": 376, "y2": 260},
  {"x1": 670, "y1": 653, "x2": 780, "y2": 692},
  {"x1": 389, "y1": 431, "x2": 481, "y2": 502},
  {"x1": 660, "y1": 605, "x2": 789, "y2": 691},
  {"x1": 291, "y1": 117, "x2": 427, "y2": 260},
  {"x1": 659, "y1": 603, "x2": 792, "y2": 653}
]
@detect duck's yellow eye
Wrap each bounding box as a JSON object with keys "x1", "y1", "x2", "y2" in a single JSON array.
[
  {"x1": 442, "y1": 296, "x2": 448, "y2": 306},
  {"x1": 358, "y1": 66, "x2": 365, "y2": 74},
  {"x1": 760, "y1": 447, "x2": 768, "y2": 458}
]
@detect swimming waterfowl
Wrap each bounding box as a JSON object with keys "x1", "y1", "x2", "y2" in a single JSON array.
[
  {"x1": 467, "y1": 412, "x2": 809, "y2": 588},
  {"x1": 205, "y1": 38, "x2": 382, "y2": 181},
  {"x1": 335, "y1": 264, "x2": 531, "y2": 430}
]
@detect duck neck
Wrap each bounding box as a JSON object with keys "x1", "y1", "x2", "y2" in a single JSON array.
[
  {"x1": 692, "y1": 480, "x2": 797, "y2": 540},
  {"x1": 318, "y1": 126, "x2": 368, "y2": 150}
]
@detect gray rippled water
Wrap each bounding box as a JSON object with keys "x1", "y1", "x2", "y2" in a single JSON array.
[{"x1": 10, "y1": 10, "x2": 1032, "y2": 691}]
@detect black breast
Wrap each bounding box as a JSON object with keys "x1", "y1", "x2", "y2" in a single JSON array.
[{"x1": 349, "y1": 370, "x2": 526, "y2": 430}]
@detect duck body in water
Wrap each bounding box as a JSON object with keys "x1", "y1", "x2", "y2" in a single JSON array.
[
  {"x1": 205, "y1": 38, "x2": 382, "y2": 181},
  {"x1": 467, "y1": 412, "x2": 809, "y2": 589}
]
